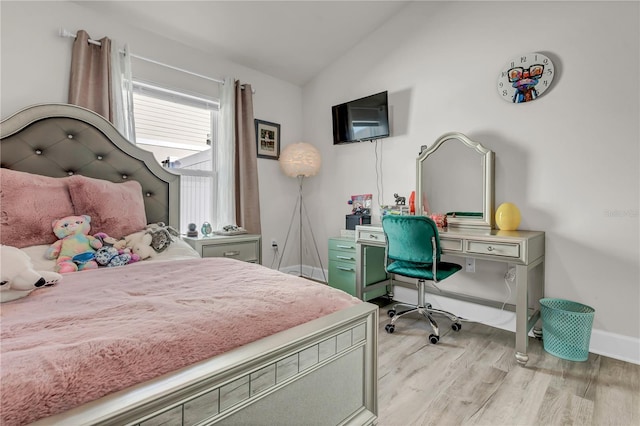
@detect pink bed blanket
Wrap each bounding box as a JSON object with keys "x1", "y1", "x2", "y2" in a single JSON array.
[{"x1": 0, "y1": 257, "x2": 360, "y2": 425}]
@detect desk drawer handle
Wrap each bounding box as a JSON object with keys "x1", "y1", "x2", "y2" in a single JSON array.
[
  {"x1": 487, "y1": 246, "x2": 494, "y2": 252},
  {"x1": 337, "y1": 266, "x2": 355, "y2": 272},
  {"x1": 336, "y1": 255, "x2": 354, "y2": 260},
  {"x1": 223, "y1": 251, "x2": 240, "y2": 257},
  {"x1": 369, "y1": 234, "x2": 379, "y2": 239},
  {"x1": 336, "y1": 244, "x2": 353, "y2": 249}
]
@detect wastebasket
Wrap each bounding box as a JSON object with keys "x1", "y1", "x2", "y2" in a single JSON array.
[{"x1": 539, "y1": 298, "x2": 595, "y2": 362}]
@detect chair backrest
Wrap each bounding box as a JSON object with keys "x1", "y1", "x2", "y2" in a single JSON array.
[{"x1": 381, "y1": 215, "x2": 442, "y2": 265}]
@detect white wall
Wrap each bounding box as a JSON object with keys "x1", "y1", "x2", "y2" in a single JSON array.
[
  {"x1": 0, "y1": 0, "x2": 300, "y2": 264},
  {"x1": 302, "y1": 1, "x2": 639, "y2": 360}
]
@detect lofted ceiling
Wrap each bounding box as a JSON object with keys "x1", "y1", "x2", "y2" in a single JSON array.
[{"x1": 73, "y1": 1, "x2": 410, "y2": 86}]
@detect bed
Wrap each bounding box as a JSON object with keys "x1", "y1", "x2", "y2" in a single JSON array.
[{"x1": 0, "y1": 103, "x2": 378, "y2": 426}]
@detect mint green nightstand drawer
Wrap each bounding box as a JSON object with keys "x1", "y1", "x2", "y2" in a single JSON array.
[{"x1": 328, "y1": 260, "x2": 356, "y2": 296}]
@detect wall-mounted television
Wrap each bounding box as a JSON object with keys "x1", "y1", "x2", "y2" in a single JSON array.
[{"x1": 332, "y1": 91, "x2": 390, "y2": 145}]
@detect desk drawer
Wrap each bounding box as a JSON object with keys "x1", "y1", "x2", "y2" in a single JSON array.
[
  {"x1": 328, "y1": 239, "x2": 356, "y2": 252},
  {"x1": 329, "y1": 250, "x2": 356, "y2": 263},
  {"x1": 356, "y1": 228, "x2": 385, "y2": 244},
  {"x1": 202, "y1": 241, "x2": 259, "y2": 262},
  {"x1": 467, "y1": 240, "x2": 520, "y2": 258},
  {"x1": 328, "y1": 260, "x2": 356, "y2": 296},
  {"x1": 440, "y1": 237, "x2": 463, "y2": 252}
]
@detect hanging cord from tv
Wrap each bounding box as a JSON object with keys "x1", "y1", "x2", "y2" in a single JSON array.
[{"x1": 373, "y1": 139, "x2": 384, "y2": 206}]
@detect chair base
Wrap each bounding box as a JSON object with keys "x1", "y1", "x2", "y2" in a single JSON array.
[{"x1": 384, "y1": 280, "x2": 462, "y2": 343}]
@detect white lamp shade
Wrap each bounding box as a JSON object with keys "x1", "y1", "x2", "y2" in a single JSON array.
[{"x1": 279, "y1": 142, "x2": 322, "y2": 177}]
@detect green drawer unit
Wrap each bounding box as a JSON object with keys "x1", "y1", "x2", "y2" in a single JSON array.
[{"x1": 328, "y1": 237, "x2": 388, "y2": 301}]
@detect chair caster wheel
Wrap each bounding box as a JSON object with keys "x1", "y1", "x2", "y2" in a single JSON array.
[
  {"x1": 387, "y1": 310, "x2": 396, "y2": 318},
  {"x1": 385, "y1": 324, "x2": 395, "y2": 333},
  {"x1": 429, "y1": 334, "x2": 439, "y2": 344},
  {"x1": 451, "y1": 323, "x2": 462, "y2": 332}
]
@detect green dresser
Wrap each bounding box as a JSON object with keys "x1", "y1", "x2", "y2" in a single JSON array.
[{"x1": 328, "y1": 236, "x2": 388, "y2": 301}]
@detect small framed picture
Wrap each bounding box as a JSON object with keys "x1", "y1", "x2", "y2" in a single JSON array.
[{"x1": 255, "y1": 119, "x2": 280, "y2": 160}]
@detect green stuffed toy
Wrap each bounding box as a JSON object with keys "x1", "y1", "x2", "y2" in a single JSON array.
[{"x1": 45, "y1": 215, "x2": 103, "y2": 273}]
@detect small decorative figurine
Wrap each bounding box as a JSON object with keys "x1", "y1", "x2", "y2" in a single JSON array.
[
  {"x1": 187, "y1": 223, "x2": 198, "y2": 238},
  {"x1": 394, "y1": 193, "x2": 406, "y2": 206},
  {"x1": 201, "y1": 222, "x2": 212, "y2": 237}
]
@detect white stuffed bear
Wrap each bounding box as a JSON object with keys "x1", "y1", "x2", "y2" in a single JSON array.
[
  {"x1": 125, "y1": 231, "x2": 156, "y2": 260},
  {"x1": 0, "y1": 245, "x2": 62, "y2": 303},
  {"x1": 131, "y1": 233, "x2": 156, "y2": 260}
]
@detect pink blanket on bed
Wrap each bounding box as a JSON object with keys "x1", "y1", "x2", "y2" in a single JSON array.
[{"x1": 0, "y1": 258, "x2": 360, "y2": 425}]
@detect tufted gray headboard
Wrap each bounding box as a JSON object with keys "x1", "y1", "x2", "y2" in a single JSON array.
[{"x1": 0, "y1": 103, "x2": 180, "y2": 230}]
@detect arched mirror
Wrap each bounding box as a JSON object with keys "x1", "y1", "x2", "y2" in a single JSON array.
[{"x1": 416, "y1": 132, "x2": 494, "y2": 229}]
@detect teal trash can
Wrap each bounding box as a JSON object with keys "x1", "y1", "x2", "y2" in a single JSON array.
[{"x1": 539, "y1": 298, "x2": 595, "y2": 362}]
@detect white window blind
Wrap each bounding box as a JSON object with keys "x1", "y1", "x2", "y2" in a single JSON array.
[{"x1": 131, "y1": 81, "x2": 219, "y2": 233}]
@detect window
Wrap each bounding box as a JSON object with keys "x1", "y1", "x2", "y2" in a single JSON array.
[{"x1": 131, "y1": 81, "x2": 219, "y2": 233}]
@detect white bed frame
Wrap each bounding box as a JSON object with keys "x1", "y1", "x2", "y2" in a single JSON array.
[{"x1": 1, "y1": 104, "x2": 378, "y2": 426}]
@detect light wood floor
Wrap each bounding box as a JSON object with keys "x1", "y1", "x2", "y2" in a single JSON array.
[{"x1": 374, "y1": 301, "x2": 639, "y2": 426}]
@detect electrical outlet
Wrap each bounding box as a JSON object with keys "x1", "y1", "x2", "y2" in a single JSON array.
[
  {"x1": 465, "y1": 257, "x2": 475, "y2": 273},
  {"x1": 505, "y1": 267, "x2": 516, "y2": 283},
  {"x1": 271, "y1": 238, "x2": 278, "y2": 248}
]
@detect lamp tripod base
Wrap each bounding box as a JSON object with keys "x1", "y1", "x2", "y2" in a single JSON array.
[{"x1": 277, "y1": 176, "x2": 327, "y2": 283}]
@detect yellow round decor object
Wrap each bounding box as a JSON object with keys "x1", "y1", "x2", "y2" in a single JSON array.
[{"x1": 495, "y1": 202, "x2": 521, "y2": 231}]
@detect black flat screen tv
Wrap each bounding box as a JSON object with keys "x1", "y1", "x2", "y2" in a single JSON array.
[{"x1": 332, "y1": 91, "x2": 389, "y2": 145}]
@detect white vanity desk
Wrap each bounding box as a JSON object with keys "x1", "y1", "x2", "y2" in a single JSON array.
[{"x1": 355, "y1": 224, "x2": 545, "y2": 365}]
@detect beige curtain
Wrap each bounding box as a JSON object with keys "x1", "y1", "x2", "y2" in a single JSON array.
[
  {"x1": 68, "y1": 30, "x2": 113, "y2": 121},
  {"x1": 234, "y1": 81, "x2": 261, "y2": 234}
]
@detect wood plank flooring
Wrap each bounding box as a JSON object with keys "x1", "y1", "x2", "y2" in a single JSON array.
[{"x1": 374, "y1": 301, "x2": 639, "y2": 426}]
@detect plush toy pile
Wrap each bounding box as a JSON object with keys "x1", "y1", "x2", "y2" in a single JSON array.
[
  {"x1": 1, "y1": 245, "x2": 62, "y2": 302},
  {"x1": 43, "y1": 215, "x2": 181, "y2": 273},
  {"x1": 93, "y1": 233, "x2": 141, "y2": 267}
]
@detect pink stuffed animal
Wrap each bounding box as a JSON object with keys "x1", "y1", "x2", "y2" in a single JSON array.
[{"x1": 45, "y1": 215, "x2": 103, "y2": 273}]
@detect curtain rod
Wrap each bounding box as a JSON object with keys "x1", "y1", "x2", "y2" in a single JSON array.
[{"x1": 59, "y1": 28, "x2": 225, "y2": 85}]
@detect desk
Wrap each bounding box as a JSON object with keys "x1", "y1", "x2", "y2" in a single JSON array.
[{"x1": 355, "y1": 224, "x2": 545, "y2": 366}]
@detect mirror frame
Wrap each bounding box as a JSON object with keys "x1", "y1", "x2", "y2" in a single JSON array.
[{"x1": 416, "y1": 132, "x2": 495, "y2": 229}]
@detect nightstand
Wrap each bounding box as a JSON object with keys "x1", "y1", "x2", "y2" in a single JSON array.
[{"x1": 183, "y1": 234, "x2": 262, "y2": 264}]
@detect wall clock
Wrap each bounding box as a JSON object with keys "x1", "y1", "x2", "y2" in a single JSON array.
[{"x1": 497, "y1": 52, "x2": 555, "y2": 103}]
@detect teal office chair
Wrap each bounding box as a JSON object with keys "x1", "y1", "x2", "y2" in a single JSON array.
[{"x1": 381, "y1": 215, "x2": 463, "y2": 344}]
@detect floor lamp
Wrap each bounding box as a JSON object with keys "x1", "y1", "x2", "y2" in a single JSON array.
[{"x1": 277, "y1": 142, "x2": 327, "y2": 282}]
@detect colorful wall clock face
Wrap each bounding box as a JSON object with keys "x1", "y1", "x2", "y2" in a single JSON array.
[{"x1": 497, "y1": 52, "x2": 555, "y2": 103}]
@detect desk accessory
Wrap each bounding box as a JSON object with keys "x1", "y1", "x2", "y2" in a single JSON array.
[
  {"x1": 349, "y1": 193, "x2": 372, "y2": 214},
  {"x1": 495, "y1": 202, "x2": 521, "y2": 231},
  {"x1": 346, "y1": 214, "x2": 371, "y2": 230}
]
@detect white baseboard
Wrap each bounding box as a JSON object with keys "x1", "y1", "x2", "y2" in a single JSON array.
[
  {"x1": 392, "y1": 286, "x2": 640, "y2": 365},
  {"x1": 278, "y1": 265, "x2": 328, "y2": 283}
]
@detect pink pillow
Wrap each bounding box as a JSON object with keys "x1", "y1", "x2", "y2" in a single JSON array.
[
  {"x1": 0, "y1": 169, "x2": 75, "y2": 248},
  {"x1": 67, "y1": 175, "x2": 147, "y2": 238}
]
